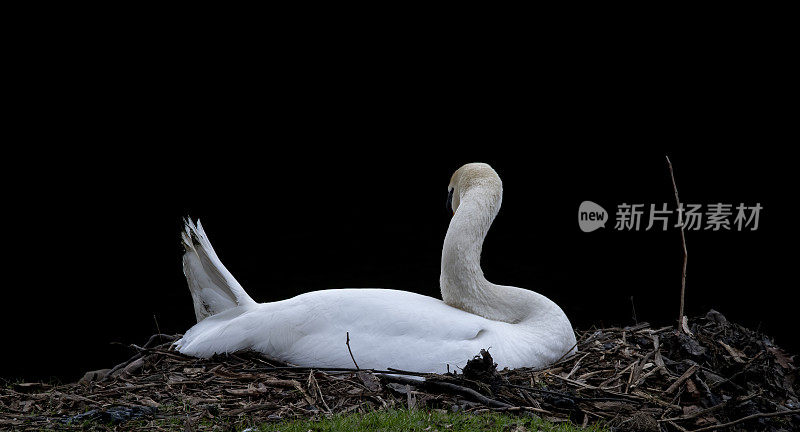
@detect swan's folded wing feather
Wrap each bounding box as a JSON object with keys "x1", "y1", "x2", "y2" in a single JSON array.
[
  {"x1": 176, "y1": 288, "x2": 489, "y2": 372},
  {"x1": 274, "y1": 289, "x2": 489, "y2": 371}
]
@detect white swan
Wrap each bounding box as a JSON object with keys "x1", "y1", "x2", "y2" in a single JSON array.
[{"x1": 174, "y1": 163, "x2": 576, "y2": 373}]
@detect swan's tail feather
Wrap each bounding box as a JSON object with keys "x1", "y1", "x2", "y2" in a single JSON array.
[{"x1": 181, "y1": 218, "x2": 256, "y2": 322}]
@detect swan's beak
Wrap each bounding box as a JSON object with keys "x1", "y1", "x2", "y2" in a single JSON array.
[{"x1": 446, "y1": 189, "x2": 454, "y2": 215}]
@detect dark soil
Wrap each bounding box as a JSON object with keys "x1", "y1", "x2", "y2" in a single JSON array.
[{"x1": 1, "y1": 310, "x2": 797, "y2": 431}]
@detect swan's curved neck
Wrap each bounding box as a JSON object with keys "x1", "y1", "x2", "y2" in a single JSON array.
[{"x1": 440, "y1": 186, "x2": 533, "y2": 323}]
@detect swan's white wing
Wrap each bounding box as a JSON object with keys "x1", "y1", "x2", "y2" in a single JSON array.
[
  {"x1": 176, "y1": 289, "x2": 490, "y2": 372},
  {"x1": 278, "y1": 289, "x2": 489, "y2": 371}
]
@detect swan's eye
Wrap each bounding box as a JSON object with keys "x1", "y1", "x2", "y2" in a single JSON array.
[{"x1": 447, "y1": 188, "x2": 454, "y2": 212}]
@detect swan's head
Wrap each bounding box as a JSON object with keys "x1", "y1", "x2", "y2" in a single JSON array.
[{"x1": 447, "y1": 162, "x2": 502, "y2": 214}]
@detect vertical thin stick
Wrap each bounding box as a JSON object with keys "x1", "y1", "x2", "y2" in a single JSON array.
[
  {"x1": 153, "y1": 314, "x2": 163, "y2": 343},
  {"x1": 346, "y1": 332, "x2": 359, "y2": 370},
  {"x1": 666, "y1": 155, "x2": 688, "y2": 333}
]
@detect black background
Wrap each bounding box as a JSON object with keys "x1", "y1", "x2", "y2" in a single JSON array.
[{"x1": 2, "y1": 34, "x2": 794, "y2": 382}]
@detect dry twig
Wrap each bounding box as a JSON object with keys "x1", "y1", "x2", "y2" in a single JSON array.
[
  {"x1": 666, "y1": 155, "x2": 689, "y2": 333},
  {"x1": 346, "y1": 331, "x2": 360, "y2": 370}
]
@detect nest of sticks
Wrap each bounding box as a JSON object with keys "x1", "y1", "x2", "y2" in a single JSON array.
[{"x1": 1, "y1": 310, "x2": 798, "y2": 431}]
